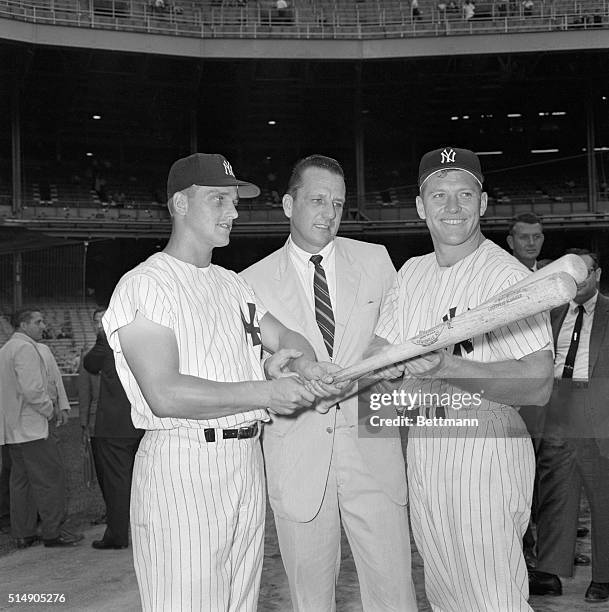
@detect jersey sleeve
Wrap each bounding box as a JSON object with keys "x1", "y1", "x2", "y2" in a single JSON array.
[
  {"x1": 488, "y1": 311, "x2": 552, "y2": 361},
  {"x1": 103, "y1": 272, "x2": 176, "y2": 354},
  {"x1": 239, "y1": 276, "x2": 268, "y2": 321},
  {"x1": 374, "y1": 272, "x2": 402, "y2": 344},
  {"x1": 484, "y1": 268, "x2": 553, "y2": 360}
]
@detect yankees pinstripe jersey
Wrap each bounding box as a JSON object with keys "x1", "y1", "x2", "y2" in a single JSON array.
[
  {"x1": 376, "y1": 239, "x2": 551, "y2": 612},
  {"x1": 376, "y1": 239, "x2": 552, "y2": 422},
  {"x1": 104, "y1": 252, "x2": 269, "y2": 430}
]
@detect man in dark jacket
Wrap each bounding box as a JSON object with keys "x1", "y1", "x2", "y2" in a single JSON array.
[
  {"x1": 530, "y1": 249, "x2": 609, "y2": 603},
  {"x1": 84, "y1": 307, "x2": 143, "y2": 550}
]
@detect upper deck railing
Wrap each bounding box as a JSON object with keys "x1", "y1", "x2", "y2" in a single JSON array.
[{"x1": 1, "y1": 0, "x2": 608, "y2": 39}]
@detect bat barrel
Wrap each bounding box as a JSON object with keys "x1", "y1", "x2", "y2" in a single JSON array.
[{"x1": 333, "y1": 271, "x2": 576, "y2": 383}]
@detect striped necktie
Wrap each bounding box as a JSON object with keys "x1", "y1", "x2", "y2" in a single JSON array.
[{"x1": 310, "y1": 254, "x2": 335, "y2": 358}]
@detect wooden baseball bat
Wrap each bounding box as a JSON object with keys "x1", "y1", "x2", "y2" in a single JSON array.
[
  {"x1": 500, "y1": 253, "x2": 588, "y2": 292},
  {"x1": 333, "y1": 271, "x2": 576, "y2": 383},
  {"x1": 430, "y1": 253, "x2": 588, "y2": 331}
]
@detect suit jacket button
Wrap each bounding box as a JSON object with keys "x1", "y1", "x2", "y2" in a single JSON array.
[{"x1": 326, "y1": 427, "x2": 333, "y2": 434}]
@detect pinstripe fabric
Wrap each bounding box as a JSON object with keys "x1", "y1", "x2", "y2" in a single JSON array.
[
  {"x1": 132, "y1": 428, "x2": 265, "y2": 612},
  {"x1": 408, "y1": 429, "x2": 535, "y2": 612},
  {"x1": 376, "y1": 240, "x2": 551, "y2": 422},
  {"x1": 310, "y1": 255, "x2": 335, "y2": 358},
  {"x1": 104, "y1": 253, "x2": 270, "y2": 611},
  {"x1": 375, "y1": 240, "x2": 551, "y2": 612},
  {"x1": 104, "y1": 252, "x2": 268, "y2": 431}
]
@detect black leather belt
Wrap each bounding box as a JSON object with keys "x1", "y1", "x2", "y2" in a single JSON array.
[{"x1": 203, "y1": 423, "x2": 259, "y2": 443}]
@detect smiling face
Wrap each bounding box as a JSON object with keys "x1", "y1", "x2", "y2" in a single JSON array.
[
  {"x1": 416, "y1": 169, "x2": 487, "y2": 264},
  {"x1": 182, "y1": 184, "x2": 239, "y2": 250},
  {"x1": 283, "y1": 167, "x2": 345, "y2": 253},
  {"x1": 507, "y1": 222, "x2": 544, "y2": 268}
]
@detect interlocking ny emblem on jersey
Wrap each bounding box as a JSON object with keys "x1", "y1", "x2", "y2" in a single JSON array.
[
  {"x1": 223, "y1": 160, "x2": 235, "y2": 177},
  {"x1": 442, "y1": 307, "x2": 473, "y2": 356},
  {"x1": 241, "y1": 303, "x2": 261, "y2": 347},
  {"x1": 441, "y1": 148, "x2": 456, "y2": 164}
]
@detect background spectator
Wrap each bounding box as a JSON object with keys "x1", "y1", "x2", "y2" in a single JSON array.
[{"x1": 463, "y1": 0, "x2": 475, "y2": 20}]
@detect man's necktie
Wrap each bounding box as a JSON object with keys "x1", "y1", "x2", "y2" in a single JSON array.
[
  {"x1": 562, "y1": 304, "x2": 585, "y2": 379},
  {"x1": 310, "y1": 254, "x2": 335, "y2": 358}
]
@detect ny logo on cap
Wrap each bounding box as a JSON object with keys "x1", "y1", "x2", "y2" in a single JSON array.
[
  {"x1": 223, "y1": 160, "x2": 235, "y2": 177},
  {"x1": 441, "y1": 148, "x2": 456, "y2": 164}
]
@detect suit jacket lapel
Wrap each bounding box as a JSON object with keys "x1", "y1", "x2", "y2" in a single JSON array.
[
  {"x1": 550, "y1": 304, "x2": 569, "y2": 349},
  {"x1": 275, "y1": 242, "x2": 328, "y2": 358},
  {"x1": 333, "y1": 241, "x2": 360, "y2": 359},
  {"x1": 590, "y1": 293, "x2": 609, "y2": 377}
]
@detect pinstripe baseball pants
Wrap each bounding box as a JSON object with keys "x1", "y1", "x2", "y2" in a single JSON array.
[
  {"x1": 408, "y1": 420, "x2": 535, "y2": 612},
  {"x1": 131, "y1": 427, "x2": 265, "y2": 612}
]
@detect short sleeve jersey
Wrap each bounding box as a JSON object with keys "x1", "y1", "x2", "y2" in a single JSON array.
[
  {"x1": 375, "y1": 239, "x2": 552, "y2": 414},
  {"x1": 103, "y1": 252, "x2": 269, "y2": 430}
]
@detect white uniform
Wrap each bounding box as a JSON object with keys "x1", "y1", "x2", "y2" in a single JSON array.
[
  {"x1": 376, "y1": 240, "x2": 552, "y2": 612},
  {"x1": 104, "y1": 252, "x2": 269, "y2": 612}
]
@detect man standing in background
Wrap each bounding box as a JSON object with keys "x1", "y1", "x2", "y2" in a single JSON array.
[
  {"x1": 83, "y1": 306, "x2": 143, "y2": 550},
  {"x1": 79, "y1": 309, "x2": 104, "y2": 443},
  {"x1": 506, "y1": 212, "x2": 548, "y2": 567},
  {"x1": 78, "y1": 308, "x2": 103, "y2": 524},
  {"x1": 0, "y1": 308, "x2": 82, "y2": 548},
  {"x1": 530, "y1": 249, "x2": 609, "y2": 603},
  {"x1": 506, "y1": 212, "x2": 545, "y2": 271}
]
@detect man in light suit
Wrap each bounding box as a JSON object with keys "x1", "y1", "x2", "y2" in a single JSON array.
[
  {"x1": 529, "y1": 248, "x2": 609, "y2": 603},
  {"x1": 0, "y1": 308, "x2": 82, "y2": 548},
  {"x1": 241, "y1": 155, "x2": 416, "y2": 611}
]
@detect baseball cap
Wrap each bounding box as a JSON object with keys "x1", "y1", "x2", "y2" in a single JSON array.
[
  {"x1": 418, "y1": 147, "x2": 484, "y2": 188},
  {"x1": 167, "y1": 153, "x2": 261, "y2": 199}
]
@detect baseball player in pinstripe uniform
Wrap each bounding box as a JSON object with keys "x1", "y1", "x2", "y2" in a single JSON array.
[
  {"x1": 369, "y1": 148, "x2": 554, "y2": 611},
  {"x1": 103, "y1": 153, "x2": 343, "y2": 612}
]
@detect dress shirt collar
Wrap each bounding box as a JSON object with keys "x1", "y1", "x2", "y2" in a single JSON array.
[
  {"x1": 287, "y1": 236, "x2": 336, "y2": 268},
  {"x1": 569, "y1": 291, "x2": 598, "y2": 316}
]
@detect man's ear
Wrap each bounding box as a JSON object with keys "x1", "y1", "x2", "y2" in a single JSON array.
[
  {"x1": 172, "y1": 192, "x2": 189, "y2": 217},
  {"x1": 415, "y1": 195, "x2": 426, "y2": 220},
  {"x1": 506, "y1": 234, "x2": 514, "y2": 251},
  {"x1": 282, "y1": 193, "x2": 293, "y2": 219},
  {"x1": 479, "y1": 191, "x2": 488, "y2": 217}
]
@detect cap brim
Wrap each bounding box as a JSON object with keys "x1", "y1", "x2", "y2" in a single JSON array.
[
  {"x1": 235, "y1": 180, "x2": 261, "y2": 199},
  {"x1": 420, "y1": 167, "x2": 483, "y2": 189}
]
